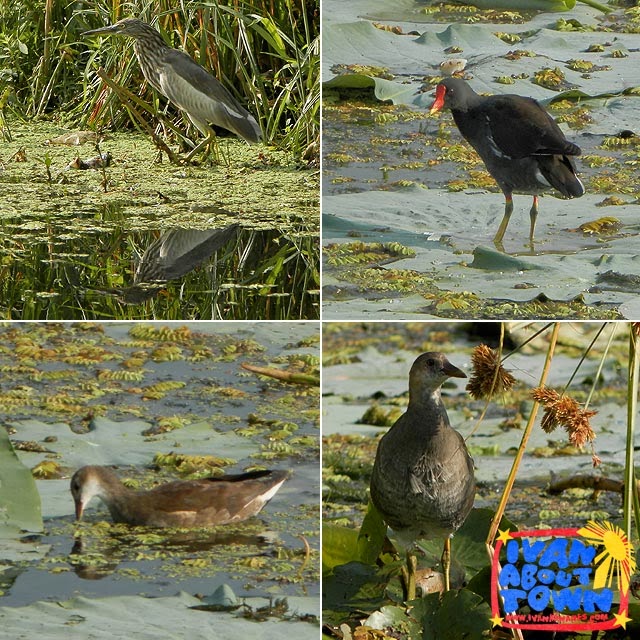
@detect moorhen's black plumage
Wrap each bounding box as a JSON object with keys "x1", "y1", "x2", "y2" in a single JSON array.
[
  {"x1": 429, "y1": 78, "x2": 585, "y2": 245},
  {"x1": 370, "y1": 352, "x2": 475, "y2": 594}
]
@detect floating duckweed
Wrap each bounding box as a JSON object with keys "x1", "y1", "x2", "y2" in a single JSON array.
[
  {"x1": 188, "y1": 346, "x2": 214, "y2": 361},
  {"x1": 43, "y1": 395, "x2": 83, "y2": 410},
  {"x1": 252, "y1": 441, "x2": 296, "y2": 459},
  {"x1": 235, "y1": 425, "x2": 266, "y2": 438},
  {"x1": 567, "y1": 59, "x2": 594, "y2": 72},
  {"x1": 440, "y1": 142, "x2": 478, "y2": 164},
  {"x1": 150, "y1": 345, "x2": 183, "y2": 361},
  {"x1": 610, "y1": 49, "x2": 628, "y2": 58},
  {"x1": 0, "y1": 364, "x2": 41, "y2": 377},
  {"x1": 41, "y1": 369, "x2": 81, "y2": 380},
  {"x1": 122, "y1": 356, "x2": 147, "y2": 368},
  {"x1": 582, "y1": 154, "x2": 615, "y2": 168},
  {"x1": 5, "y1": 386, "x2": 35, "y2": 398},
  {"x1": 495, "y1": 76, "x2": 515, "y2": 84},
  {"x1": 505, "y1": 49, "x2": 534, "y2": 60},
  {"x1": 205, "y1": 386, "x2": 248, "y2": 398},
  {"x1": 62, "y1": 346, "x2": 117, "y2": 365},
  {"x1": 533, "y1": 67, "x2": 565, "y2": 90},
  {"x1": 389, "y1": 179, "x2": 417, "y2": 188},
  {"x1": 425, "y1": 291, "x2": 478, "y2": 311},
  {"x1": 494, "y1": 32, "x2": 521, "y2": 44},
  {"x1": 15, "y1": 343, "x2": 47, "y2": 359},
  {"x1": 237, "y1": 556, "x2": 267, "y2": 569},
  {"x1": 31, "y1": 460, "x2": 62, "y2": 478},
  {"x1": 372, "y1": 22, "x2": 403, "y2": 35},
  {"x1": 96, "y1": 369, "x2": 145, "y2": 381},
  {"x1": 289, "y1": 435, "x2": 318, "y2": 447},
  {"x1": 586, "y1": 44, "x2": 605, "y2": 52},
  {"x1": 596, "y1": 197, "x2": 626, "y2": 207},
  {"x1": 324, "y1": 241, "x2": 415, "y2": 266},
  {"x1": 447, "y1": 180, "x2": 468, "y2": 192},
  {"x1": 182, "y1": 558, "x2": 210, "y2": 568},
  {"x1": 152, "y1": 415, "x2": 190, "y2": 432},
  {"x1": 129, "y1": 324, "x2": 193, "y2": 342},
  {"x1": 141, "y1": 380, "x2": 187, "y2": 399},
  {"x1": 358, "y1": 404, "x2": 403, "y2": 427},
  {"x1": 579, "y1": 216, "x2": 622, "y2": 233},
  {"x1": 555, "y1": 18, "x2": 590, "y2": 32},
  {"x1": 331, "y1": 63, "x2": 394, "y2": 80},
  {"x1": 222, "y1": 339, "x2": 265, "y2": 355},
  {"x1": 326, "y1": 153, "x2": 356, "y2": 165},
  {"x1": 153, "y1": 452, "x2": 235, "y2": 474},
  {"x1": 603, "y1": 135, "x2": 637, "y2": 147},
  {"x1": 268, "y1": 420, "x2": 299, "y2": 434}
]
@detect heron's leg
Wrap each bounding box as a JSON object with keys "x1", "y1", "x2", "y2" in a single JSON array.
[
  {"x1": 493, "y1": 193, "x2": 514, "y2": 247},
  {"x1": 528, "y1": 195, "x2": 539, "y2": 244},
  {"x1": 183, "y1": 130, "x2": 219, "y2": 164},
  {"x1": 441, "y1": 536, "x2": 451, "y2": 592}
]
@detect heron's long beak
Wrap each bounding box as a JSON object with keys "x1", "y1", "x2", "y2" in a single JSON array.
[
  {"x1": 82, "y1": 25, "x2": 120, "y2": 37},
  {"x1": 74, "y1": 500, "x2": 84, "y2": 520}
]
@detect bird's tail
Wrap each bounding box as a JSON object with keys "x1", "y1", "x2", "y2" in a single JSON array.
[{"x1": 537, "y1": 155, "x2": 585, "y2": 198}]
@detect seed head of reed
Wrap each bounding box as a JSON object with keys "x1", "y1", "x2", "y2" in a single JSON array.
[{"x1": 466, "y1": 343, "x2": 516, "y2": 400}]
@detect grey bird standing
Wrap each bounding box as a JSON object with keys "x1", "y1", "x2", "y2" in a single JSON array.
[
  {"x1": 82, "y1": 18, "x2": 261, "y2": 161},
  {"x1": 370, "y1": 352, "x2": 475, "y2": 596}
]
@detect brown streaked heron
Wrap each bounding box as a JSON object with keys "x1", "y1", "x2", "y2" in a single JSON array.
[{"x1": 82, "y1": 18, "x2": 261, "y2": 162}]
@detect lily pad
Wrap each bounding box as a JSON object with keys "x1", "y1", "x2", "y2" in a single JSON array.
[{"x1": 0, "y1": 427, "x2": 42, "y2": 537}]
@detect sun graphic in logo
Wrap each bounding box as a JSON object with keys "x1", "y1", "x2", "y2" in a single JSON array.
[{"x1": 577, "y1": 520, "x2": 636, "y2": 595}]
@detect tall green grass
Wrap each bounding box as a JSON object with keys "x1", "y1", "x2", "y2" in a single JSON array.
[{"x1": 0, "y1": 0, "x2": 319, "y2": 160}]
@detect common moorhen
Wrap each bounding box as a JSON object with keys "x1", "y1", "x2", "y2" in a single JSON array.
[
  {"x1": 370, "y1": 352, "x2": 475, "y2": 594},
  {"x1": 429, "y1": 78, "x2": 585, "y2": 245},
  {"x1": 71, "y1": 466, "x2": 289, "y2": 527}
]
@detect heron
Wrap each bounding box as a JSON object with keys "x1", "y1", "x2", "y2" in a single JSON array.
[{"x1": 82, "y1": 18, "x2": 261, "y2": 162}]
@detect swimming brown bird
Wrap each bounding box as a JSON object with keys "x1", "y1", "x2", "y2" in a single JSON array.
[
  {"x1": 70, "y1": 465, "x2": 289, "y2": 527},
  {"x1": 370, "y1": 352, "x2": 475, "y2": 595},
  {"x1": 429, "y1": 77, "x2": 584, "y2": 246}
]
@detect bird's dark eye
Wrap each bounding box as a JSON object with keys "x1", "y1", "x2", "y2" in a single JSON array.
[{"x1": 426, "y1": 358, "x2": 435, "y2": 367}]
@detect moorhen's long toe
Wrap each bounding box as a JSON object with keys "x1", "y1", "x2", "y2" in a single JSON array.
[{"x1": 429, "y1": 78, "x2": 585, "y2": 246}]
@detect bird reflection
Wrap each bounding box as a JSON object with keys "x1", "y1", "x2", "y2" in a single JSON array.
[
  {"x1": 120, "y1": 224, "x2": 238, "y2": 303},
  {"x1": 70, "y1": 526, "x2": 274, "y2": 580}
]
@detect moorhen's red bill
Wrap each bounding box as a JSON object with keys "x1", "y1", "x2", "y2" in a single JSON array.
[
  {"x1": 370, "y1": 352, "x2": 475, "y2": 594},
  {"x1": 429, "y1": 78, "x2": 585, "y2": 245}
]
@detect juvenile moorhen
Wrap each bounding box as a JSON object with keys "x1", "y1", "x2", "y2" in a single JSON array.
[
  {"x1": 429, "y1": 77, "x2": 585, "y2": 245},
  {"x1": 370, "y1": 352, "x2": 475, "y2": 594},
  {"x1": 71, "y1": 466, "x2": 289, "y2": 527}
]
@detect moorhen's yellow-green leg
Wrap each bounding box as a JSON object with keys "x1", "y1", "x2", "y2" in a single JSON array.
[
  {"x1": 401, "y1": 550, "x2": 417, "y2": 601},
  {"x1": 493, "y1": 194, "x2": 514, "y2": 245},
  {"x1": 528, "y1": 195, "x2": 539, "y2": 243},
  {"x1": 441, "y1": 536, "x2": 451, "y2": 592}
]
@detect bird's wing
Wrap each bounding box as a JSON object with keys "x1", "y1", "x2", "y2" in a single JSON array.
[
  {"x1": 485, "y1": 96, "x2": 580, "y2": 159},
  {"x1": 147, "y1": 472, "x2": 285, "y2": 515},
  {"x1": 158, "y1": 49, "x2": 261, "y2": 142}
]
